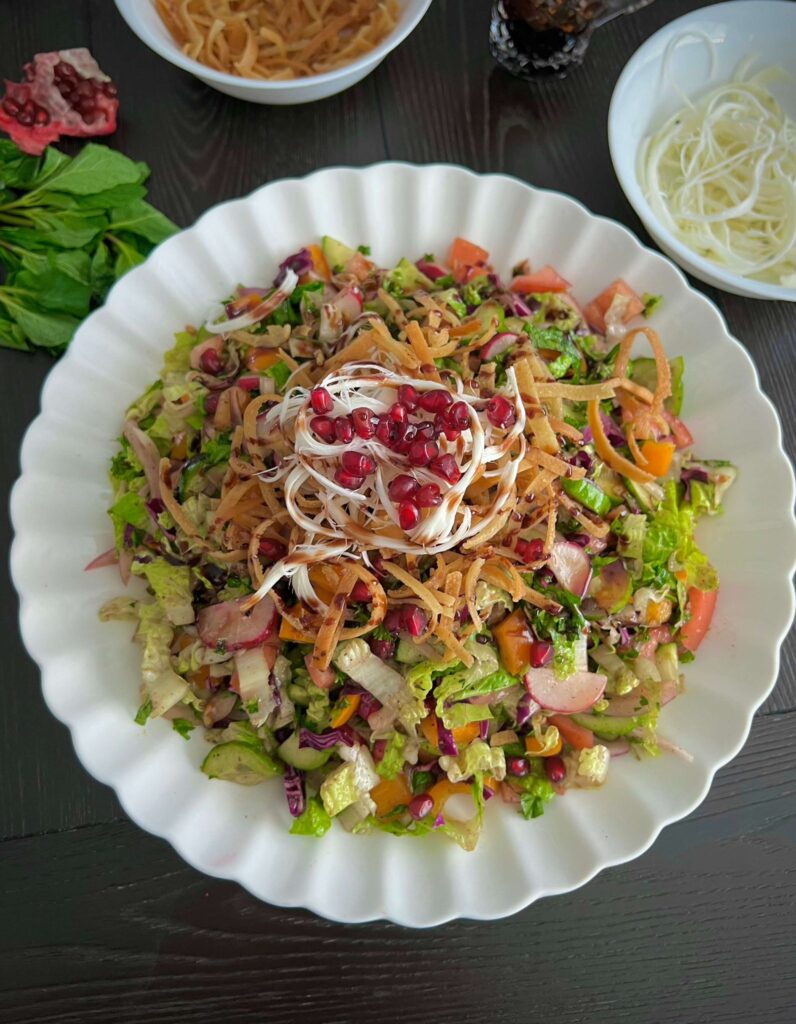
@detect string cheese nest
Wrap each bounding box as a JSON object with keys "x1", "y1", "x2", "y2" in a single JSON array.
[
  {"x1": 242, "y1": 363, "x2": 526, "y2": 612},
  {"x1": 639, "y1": 55, "x2": 796, "y2": 286}
]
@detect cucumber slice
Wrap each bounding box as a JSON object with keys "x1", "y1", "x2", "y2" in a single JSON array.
[
  {"x1": 561, "y1": 477, "x2": 613, "y2": 517},
  {"x1": 570, "y1": 713, "x2": 642, "y2": 739},
  {"x1": 395, "y1": 638, "x2": 426, "y2": 665},
  {"x1": 473, "y1": 302, "x2": 506, "y2": 332},
  {"x1": 201, "y1": 741, "x2": 283, "y2": 785},
  {"x1": 630, "y1": 355, "x2": 684, "y2": 415},
  {"x1": 321, "y1": 235, "x2": 355, "y2": 270},
  {"x1": 278, "y1": 730, "x2": 332, "y2": 771},
  {"x1": 624, "y1": 476, "x2": 664, "y2": 512}
]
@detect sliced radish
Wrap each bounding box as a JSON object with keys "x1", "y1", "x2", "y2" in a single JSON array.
[
  {"x1": 334, "y1": 285, "x2": 364, "y2": 323},
  {"x1": 304, "y1": 653, "x2": 336, "y2": 690},
  {"x1": 480, "y1": 332, "x2": 519, "y2": 361},
  {"x1": 605, "y1": 679, "x2": 678, "y2": 716},
  {"x1": 197, "y1": 595, "x2": 277, "y2": 651},
  {"x1": 524, "y1": 667, "x2": 606, "y2": 713},
  {"x1": 548, "y1": 540, "x2": 592, "y2": 597}
]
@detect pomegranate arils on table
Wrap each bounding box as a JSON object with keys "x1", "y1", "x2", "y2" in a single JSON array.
[
  {"x1": 309, "y1": 387, "x2": 333, "y2": 414},
  {"x1": 446, "y1": 401, "x2": 471, "y2": 431},
  {"x1": 0, "y1": 48, "x2": 119, "y2": 155},
  {"x1": 515, "y1": 538, "x2": 545, "y2": 563},
  {"x1": 388, "y1": 401, "x2": 408, "y2": 424},
  {"x1": 310, "y1": 415, "x2": 336, "y2": 442},
  {"x1": 398, "y1": 500, "x2": 420, "y2": 531}
]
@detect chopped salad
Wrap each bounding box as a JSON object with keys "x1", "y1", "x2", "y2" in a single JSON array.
[{"x1": 98, "y1": 236, "x2": 734, "y2": 849}]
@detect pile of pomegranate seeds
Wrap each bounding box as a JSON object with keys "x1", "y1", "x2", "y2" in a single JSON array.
[{"x1": 0, "y1": 48, "x2": 118, "y2": 155}]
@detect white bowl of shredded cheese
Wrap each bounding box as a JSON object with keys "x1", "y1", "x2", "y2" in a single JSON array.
[{"x1": 609, "y1": 1, "x2": 796, "y2": 301}]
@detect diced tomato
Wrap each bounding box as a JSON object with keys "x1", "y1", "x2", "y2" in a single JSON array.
[
  {"x1": 511, "y1": 266, "x2": 571, "y2": 294},
  {"x1": 548, "y1": 713, "x2": 594, "y2": 750},
  {"x1": 583, "y1": 279, "x2": 645, "y2": 333},
  {"x1": 448, "y1": 237, "x2": 489, "y2": 283},
  {"x1": 664, "y1": 410, "x2": 694, "y2": 449},
  {"x1": 680, "y1": 587, "x2": 718, "y2": 652}
]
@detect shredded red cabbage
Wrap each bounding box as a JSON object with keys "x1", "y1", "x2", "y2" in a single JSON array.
[
  {"x1": 437, "y1": 719, "x2": 458, "y2": 756},
  {"x1": 299, "y1": 726, "x2": 356, "y2": 750},
  {"x1": 274, "y1": 248, "x2": 313, "y2": 286},
  {"x1": 583, "y1": 411, "x2": 626, "y2": 449},
  {"x1": 283, "y1": 766, "x2": 305, "y2": 817},
  {"x1": 681, "y1": 467, "x2": 710, "y2": 502},
  {"x1": 478, "y1": 719, "x2": 489, "y2": 741}
]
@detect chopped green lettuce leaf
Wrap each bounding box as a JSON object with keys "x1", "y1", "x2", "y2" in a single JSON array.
[
  {"x1": 290, "y1": 797, "x2": 333, "y2": 837},
  {"x1": 131, "y1": 557, "x2": 194, "y2": 625},
  {"x1": 376, "y1": 731, "x2": 407, "y2": 780},
  {"x1": 438, "y1": 739, "x2": 506, "y2": 783},
  {"x1": 108, "y1": 491, "x2": 149, "y2": 549}
]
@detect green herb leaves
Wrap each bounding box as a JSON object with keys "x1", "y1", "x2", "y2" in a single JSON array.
[{"x1": 0, "y1": 140, "x2": 177, "y2": 354}]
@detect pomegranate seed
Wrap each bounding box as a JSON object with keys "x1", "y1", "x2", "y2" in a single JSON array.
[
  {"x1": 370, "y1": 637, "x2": 396, "y2": 660},
  {"x1": 2, "y1": 97, "x2": 19, "y2": 116},
  {"x1": 310, "y1": 415, "x2": 336, "y2": 442},
  {"x1": 508, "y1": 757, "x2": 530, "y2": 777},
  {"x1": 394, "y1": 423, "x2": 416, "y2": 455},
  {"x1": 429, "y1": 454, "x2": 461, "y2": 484},
  {"x1": 204, "y1": 392, "x2": 220, "y2": 415},
  {"x1": 352, "y1": 407, "x2": 375, "y2": 438},
  {"x1": 388, "y1": 474, "x2": 419, "y2": 501},
  {"x1": 530, "y1": 640, "x2": 553, "y2": 668},
  {"x1": 419, "y1": 389, "x2": 453, "y2": 414},
  {"x1": 17, "y1": 109, "x2": 33, "y2": 126},
  {"x1": 407, "y1": 439, "x2": 438, "y2": 467},
  {"x1": 515, "y1": 538, "x2": 544, "y2": 563},
  {"x1": 376, "y1": 417, "x2": 399, "y2": 447},
  {"x1": 408, "y1": 793, "x2": 434, "y2": 820},
  {"x1": 446, "y1": 401, "x2": 470, "y2": 430},
  {"x1": 416, "y1": 483, "x2": 442, "y2": 508},
  {"x1": 389, "y1": 402, "x2": 408, "y2": 424},
  {"x1": 310, "y1": 387, "x2": 333, "y2": 414},
  {"x1": 398, "y1": 500, "x2": 420, "y2": 531},
  {"x1": 402, "y1": 604, "x2": 428, "y2": 637},
  {"x1": 415, "y1": 422, "x2": 437, "y2": 442},
  {"x1": 435, "y1": 415, "x2": 461, "y2": 442},
  {"x1": 350, "y1": 580, "x2": 371, "y2": 602},
  {"x1": 341, "y1": 451, "x2": 375, "y2": 476},
  {"x1": 199, "y1": 348, "x2": 221, "y2": 374},
  {"x1": 397, "y1": 384, "x2": 419, "y2": 410},
  {"x1": 486, "y1": 395, "x2": 516, "y2": 429},
  {"x1": 335, "y1": 416, "x2": 354, "y2": 443},
  {"x1": 34, "y1": 106, "x2": 50, "y2": 125},
  {"x1": 545, "y1": 756, "x2": 566, "y2": 784},
  {"x1": 258, "y1": 538, "x2": 286, "y2": 562},
  {"x1": 383, "y1": 608, "x2": 403, "y2": 632},
  {"x1": 335, "y1": 467, "x2": 364, "y2": 489}
]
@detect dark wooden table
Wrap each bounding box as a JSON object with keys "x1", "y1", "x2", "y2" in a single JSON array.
[{"x1": 1, "y1": 1, "x2": 794, "y2": 1021}]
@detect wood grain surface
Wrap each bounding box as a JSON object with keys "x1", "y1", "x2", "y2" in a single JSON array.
[{"x1": 0, "y1": 1, "x2": 794, "y2": 1021}]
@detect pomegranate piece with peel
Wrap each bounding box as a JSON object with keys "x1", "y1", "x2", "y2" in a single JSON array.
[{"x1": 0, "y1": 48, "x2": 118, "y2": 155}]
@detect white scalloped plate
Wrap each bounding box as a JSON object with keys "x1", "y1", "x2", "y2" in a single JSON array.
[{"x1": 10, "y1": 165, "x2": 796, "y2": 927}]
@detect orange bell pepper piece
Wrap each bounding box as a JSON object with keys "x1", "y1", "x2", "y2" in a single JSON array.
[
  {"x1": 525, "y1": 733, "x2": 563, "y2": 757},
  {"x1": 371, "y1": 774, "x2": 412, "y2": 817},
  {"x1": 639, "y1": 439, "x2": 675, "y2": 478},
  {"x1": 492, "y1": 608, "x2": 533, "y2": 676},
  {"x1": 307, "y1": 243, "x2": 331, "y2": 281},
  {"x1": 428, "y1": 779, "x2": 472, "y2": 819},
  {"x1": 278, "y1": 609, "x2": 315, "y2": 643},
  {"x1": 420, "y1": 713, "x2": 480, "y2": 751},
  {"x1": 548, "y1": 713, "x2": 594, "y2": 750},
  {"x1": 245, "y1": 347, "x2": 283, "y2": 372},
  {"x1": 330, "y1": 693, "x2": 360, "y2": 729}
]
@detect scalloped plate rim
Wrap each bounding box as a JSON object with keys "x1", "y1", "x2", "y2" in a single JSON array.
[{"x1": 9, "y1": 163, "x2": 796, "y2": 927}]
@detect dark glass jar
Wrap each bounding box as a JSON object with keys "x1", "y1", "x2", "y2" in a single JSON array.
[{"x1": 490, "y1": 0, "x2": 655, "y2": 80}]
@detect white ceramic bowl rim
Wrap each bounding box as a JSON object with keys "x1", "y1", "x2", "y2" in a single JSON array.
[
  {"x1": 609, "y1": 0, "x2": 796, "y2": 302},
  {"x1": 10, "y1": 163, "x2": 796, "y2": 926},
  {"x1": 114, "y1": 0, "x2": 431, "y2": 91}
]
